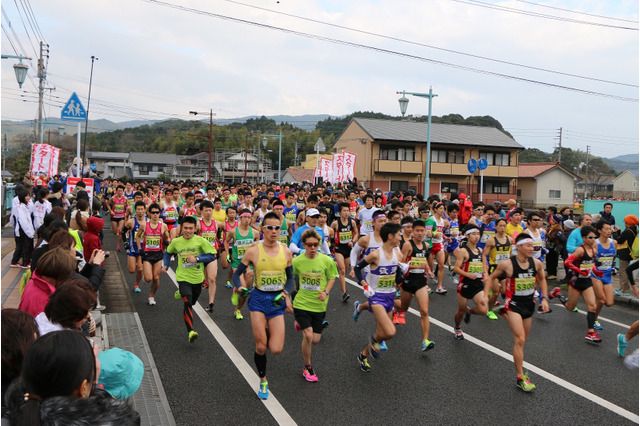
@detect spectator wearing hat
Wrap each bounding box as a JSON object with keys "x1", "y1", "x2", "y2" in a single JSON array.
[
  {"x1": 458, "y1": 193, "x2": 473, "y2": 226},
  {"x1": 505, "y1": 199, "x2": 518, "y2": 221},
  {"x1": 97, "y1": 348, "x2": 144, "y2": 400},
  {"x1": 616, "y1": 215, "x2": 639, "y2": 295},
  {"x1": 493, "y1": 201, "x2": 506, "y2": 219}
]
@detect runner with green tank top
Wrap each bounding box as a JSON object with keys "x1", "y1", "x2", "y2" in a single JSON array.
[
  {"x1": 271, "y1": 200, "x2": 292, "y2": 246},
  {"x1": 292, "y1": 228, "x2": 338, "y2": 382},
  {"x1": 226, "y1": 209, "x2": 258, "y2": 320}
]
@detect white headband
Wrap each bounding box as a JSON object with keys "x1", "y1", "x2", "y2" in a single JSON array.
[
  {"x1": 465, "y1": 228, "x2": 480, "y2": 236},
  {"x1": 516, "y1": 238, "x2": 534, "y2": 246}
]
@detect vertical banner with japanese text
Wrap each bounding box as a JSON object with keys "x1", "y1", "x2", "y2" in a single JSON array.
[
  {"x1": 30, "y1": 144, "x2": 61, "y2": 177},
  {"x1": 342, "y1": 151, "x2": 357, "y2": 182},
  {"x1": 332, "y1": 152, "x2": 344, "y2": 184},
  {"x1": 320, "y1": 157, "x2": 333, "y2": 183}
]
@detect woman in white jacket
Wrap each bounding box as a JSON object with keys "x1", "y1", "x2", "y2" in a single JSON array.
[{"x1": 10, "y1": 190, "x2": 35, "y2": 268}]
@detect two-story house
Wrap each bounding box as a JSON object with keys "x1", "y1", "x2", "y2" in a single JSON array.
[
  {"x1": 332, "y1": 118, "x2": 524, "y2": 202},
  {"x1": 128, "y1": 152, "x2": 178, "y2": 180},
  {"x1": 613, "y1": 170, "x2": 639, "y2": 200}
]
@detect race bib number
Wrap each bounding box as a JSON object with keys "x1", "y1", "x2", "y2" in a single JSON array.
[
  {"x1": 180, "y1": 252, "x2": 198, "y2": 268},
  {"x1": 377, "y1": 274, "x2": 396, "y2": 288},
  {"x1": 481, "y1": 230, "x2": 495, "y2": 244},
  {"x1": 127, "y1": 198, "x2": 134, "y2": 207},
  {"x1": 114, "y1": 203, "x2": 124, "y2": 213},
  {"x1": 468, "y1": 261, "x2": 484, "y2": 278},
  {"x1": 145, "y1": 236, "x2": 160, "y2": 250},
  {"x1": 202, "y1": 232, "x2": 217, "y2": 246},
  {"x1": 410, "y1": 256, "x2": 426, "y2": 273},
  {"x1": 258, "y1": 271, "x2": 285, "y2": 291},
  {"x1": 236, "y1": 240, "x2": 252, "y2": 259},
  {"x1": 514, "y1": 277, "x2": 536, "y2": 296},
  {"x1": 165, "y1": 210, "x2": 177, "y2": 220},
  {"x1": 300, "y1": 271, "x2": 322, "y2": 291},
  {"x1": 339, "y1": 231, "x2": 351, "y2": 243},
  {"x1": 450, "y1": 227, "x2": 459, "y2": 237},
  {"x1": 580, "y1": 262, "x2": 593, "y2": 270},
  {"x1": 533, "y1": 241, "x2": 542, "y2": 251},
  {"x1": 363, "y1": 220, "x2": 373, "y2": 232},
  {"x1": 495, "y1": 251, "x2": 510, "y2": 264},
  {"x1": 285, "y1": 212, "x2": 296, "y2": 222},
  {"x1": 599, "y1": 256, "x2": 613, "y2": 270},
  {"x1": 278, "y1": 230, "x2": 288, "y2": 244}
]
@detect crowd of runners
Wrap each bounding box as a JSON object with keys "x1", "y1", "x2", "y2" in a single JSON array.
[{"x1": 5, "y1": 175, "x2": 639, "y2": 418}]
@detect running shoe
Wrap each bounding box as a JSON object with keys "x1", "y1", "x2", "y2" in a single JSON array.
[
  {"x1": 516, "y1": 372, "x2": 536, "y2": 392},
  {"x1": 435, "y1": 286, "x2": 447, "y2": 294},
  {"x1": 205, "y1": 303, "x2": 214, "y2": 312},
  {"x1": 133, "y1": 285, "x2": 141, "y2": 293},
  {"x1": 618, "y1": 333, "x2": 628, "y2": 357},
  {"x1": 398, "y1": 311, "x2": 406, "y2": 324},
  {"x1": 342, "y1": 292, "x2": 350, "y2": 302},
  {"x1": 302, "y1": 366, "x2": 318, "y2": 382},
  {"x1": 148, "y1": 297, "x2": 156, "y2": 306},
  {"x1": 116, "y1": 245, "x2": 121, "y2": 252},
  {"x1": 10, "y1": 263, "x2": 21, "y2": 268},
  {"x1": 322, "y1": 320, "x2": 329, "y2": 329},
  {"x1": 463, "y1": 308, "x2": 471, "y2": 324},
  {"x1": 369, "y1": 336, "x2": 381, "y2": 359},
  {"x1": 174, "y1": 290, "x2": 181, "y2": 300},
  {"x1": 258, "y1": 381, "x2": 269, "y2": 399},
  {"x1": 231, "y1": 291, "x2": 239, "y2": 306},
  {"x1": 294, "y1": 321, "x2": 301, "y2": 332},
  {"x1": 421, "y1": 339, "x2": 435, "y2": 351},
  {"x1": 188, "y1": 330, "x2": 199, "y2": 343},
  {"x1": 548, "y1": 287, "x2": 562, "y2": 299},
  {"x1": 21, "y1": 264, "x2": 30, "y2": 269},
  {"x1": 593, "y1": 321, "x2": 603, "y2": 330},
  {"x1": 379, "y1": 341, "x2": 388, "y2": 351},
  {"x1": 427, "y1": 287, "x2": 434, "y2": 294},
  {"x1": 487, "y1": 311, "x2": 498, "y2": 320},
  {"x1": 203, "y1": 281, "x2": 209, "y2": 289},
  {"x1": 454, "y1": 328, "x2": 464, "y2": 340},
  {"x1": 358, "y1": 354, "x2": 371, "y2": 372},
  {"x1": 353, "y1": 301, "x2": 361, "y2": 322},
  {"x1": 614, "y1": 288, "x2": 623, "y2": 296},
  {"x1": 392, "y1": 311, "x2": 400, "y2": 324},
  {"x1": 624, "y1": 349, "x2": 639, "y2": 370},
  {"x1": 234, "y1": 308, "x2": 244, "y2": 320},
  {"x1": 395, "y1": 289, "x2": 401, "y2": 299},
  {"x1": 557, "y1": 293, "x2": 569, "y2": 305},
  {"x1": 226, "y1": 280, "x2": 233, "y2": 288},
  {"x1": 585, "y1": 331, "x2": 602, "y2": 343},
  {"x1": 546, "y1": 274, "x2": 557, "y2": 280},
  {"x1": 572, "y1": 307, "x2": 579, "y2": 313},
  {"x1": 537, "y1": 305, "x2": 552, "y2": 314}
]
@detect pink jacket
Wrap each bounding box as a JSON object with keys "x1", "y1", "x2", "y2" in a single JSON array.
[{"x1": 18, "y1": 271, "x2": 57, "y2": 318}]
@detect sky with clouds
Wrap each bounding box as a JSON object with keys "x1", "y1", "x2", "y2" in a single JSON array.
[{"x1": 1, "y1": 0, "x2": 638, "y2": 158}]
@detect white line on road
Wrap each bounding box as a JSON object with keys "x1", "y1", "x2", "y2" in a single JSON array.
[
  {"x1": 345, "y1": 278, "x2": 638, "y2": 423},
  {"x1": 167, "y1": 269, "x2": 297, "y2": 426},
  {"x1": 552, "y1": 303, "x2": 634, "y2": 329}
]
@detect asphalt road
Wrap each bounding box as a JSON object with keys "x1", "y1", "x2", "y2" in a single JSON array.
[{"x1": 102, "y1": 228, "x2": 639, "y2": 426}]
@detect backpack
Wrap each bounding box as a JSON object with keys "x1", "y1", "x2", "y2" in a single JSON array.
[{"x1": 632, "y1": 233, "x2": 639, "y2": 260}]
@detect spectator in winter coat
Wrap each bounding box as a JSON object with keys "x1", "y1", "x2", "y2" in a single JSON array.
[
  {"x1": 566, "y1": 214, "x2": 592, "y2": 255},
  {"x1": 83, "y1": 217, "x2": 104, "y2": 264},
  {"x1": 10, "y1": 190, "x2": 35, "y2": 268},
  {"x1": 49, "y1": 181, "x2": 64, "y2": 209},
  {"x1": 617, "y1": 215, "x2": 639, "y2": 295}
]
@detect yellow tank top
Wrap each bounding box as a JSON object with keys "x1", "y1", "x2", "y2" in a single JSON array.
[
  {"x1": 69, "y1": 229, "x2": 83, "y2": 251},
  {"x1": 253, "y1": 243, "x2": 287, "y2": 292},
  {"x1": 489, "y1": 235, "x2": 511, "y2": 265}
]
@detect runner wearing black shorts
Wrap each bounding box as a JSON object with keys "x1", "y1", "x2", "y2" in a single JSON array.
[{"x1": 331, "y1": 202, "x2": 357, "y2": 302}]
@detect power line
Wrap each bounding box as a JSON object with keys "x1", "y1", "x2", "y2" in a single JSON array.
[
  {"x1": 11, "y1": 0, "x2": 39, "y2": 58},
  {"x1": 21, "y1": 0, "x2": 46, "y2": 42},
  {"x1": 513, "y1": 0, "x2": 639, "y2": 24},
  {"x1": 452, "y1": 0, "x2": 638, "y2": 31},
  {"x1": 564, "y1": 129, "x2": 637, "y2": 140},
  {"x1": 218, "y1": 0, "x2": 636, "y2": 88},
  {"x1": 140, "y1": 0, "x2": 638, "y2": 102}
]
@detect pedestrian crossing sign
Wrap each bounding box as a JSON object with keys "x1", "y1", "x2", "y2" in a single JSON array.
[{"x1": 61, "y1": 92, "x2": 87, "y2": 121}]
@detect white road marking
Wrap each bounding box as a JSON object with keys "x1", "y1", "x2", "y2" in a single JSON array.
[
  {"x1": 345, "y1": 277, "x2": 638, "y2": 423},
  {"x1": 167, "y1": 268, "x2": 297, "y2": 426},
  {"x1": 552, "y1": 303, "x2": 633, "y2": 329}
]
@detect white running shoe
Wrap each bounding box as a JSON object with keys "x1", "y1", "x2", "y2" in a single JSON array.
[{"x1": 148, "y1": 297, "x2": 156, "y2": 306}]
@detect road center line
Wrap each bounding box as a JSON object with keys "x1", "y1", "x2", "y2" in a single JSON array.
[
  {"x1": 167, "y1": 268, "x2": 297, "y2": 426},
  {"x1": 345, "y1": 277, "x2": 638, "y2": 423}
]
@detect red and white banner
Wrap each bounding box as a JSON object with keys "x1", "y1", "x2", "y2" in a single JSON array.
[
  {"x1": 66, "y1": 177, "x2": 95, "y2": 204},
  {"x1": 313, "y1": 167, "x2": 321, "y2": 178},
  {"x1": 30, "y1": 144, "x2": 61, "y2": 177},
  {"x1": 332, "y1": 153, "x2": 344, "y2": 184},
  {"x1": 342, "y1": 151, "x2": 357, "y2": 182},
  {"x1": 320, "y1": 157, "x2": 333, "y2": 183}
]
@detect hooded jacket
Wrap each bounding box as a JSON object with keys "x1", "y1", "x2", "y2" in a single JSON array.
[
  {"x1": 18, "y1": 272, "x2": 57, "y2": 318},
  {"x1": 83, "y1": 217, "x2": 104, "y2": 263}
]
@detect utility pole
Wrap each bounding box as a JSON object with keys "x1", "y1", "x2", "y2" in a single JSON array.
[
  {"x1": 558, "y1": 127, "x2": 562, "y2": 163},
  {"x1": 37, "y1": 42, "x2": 49, "y2": 144},
  {"x1": 82, "y1": 56, "x2": 98, "y2": 171},
  {"x1": 244, "y1": 132, "x2": 248, "y2": 182},
  {"x1": 294, "y1": 140, "x2": 298, "y2": 167},
  {"x1": 585, "y1": 145, "x2": 590, "y2": 199}
]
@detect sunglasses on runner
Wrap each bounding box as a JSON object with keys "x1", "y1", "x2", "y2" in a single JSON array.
[
  {"x1": 304, "y1": 242, "x2": 320, "y2": 247},
  {"x1": 150, "y1": 211, "x2": 160, "y2": 214},
  {"x1": 263, "y1": 225, "x2": 279, "y2": 231}
]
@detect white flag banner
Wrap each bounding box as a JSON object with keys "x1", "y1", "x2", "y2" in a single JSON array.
[
  {"x1": 50, "y1": 146, "x2": 61, "y2": 176},
  {"x1": 342, "y1": 151, "x2": 357, "y2": 182},
  {"x1": 320, "y1": 157, "x2": 333, "y2": 183},
  {"x1": 332, "y1": 152, "x2": 344, "y2": 184},
  {"x1": 30, "y1": 144, "x2": 60, "y2": 177},
  {"x1": 313, "y1": 167, "x2": 321, "y2": 178}
]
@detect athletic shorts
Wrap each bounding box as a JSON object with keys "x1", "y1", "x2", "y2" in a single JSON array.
[
  {"x1": 166, "y1": 223, "x2": 177, "y2": 232},
  {"x1": 446, "y1": 242, "x2": 458, "y2": 254},
  {"x1": 142, "y1": 250, "x2": 164, "y2": 264},
  {"x1": 598, "y1": 272, "x2": 613, "y2": 285},
  {"x1": 111, "y1": 217, "x2": 124, "y2": 223},
  {"x1": 569, "y1": 275, "x2": 593, "y2": 292},
  {"x1": 127, "y1": 249, "x2": 140, "y2": 258},
  {"x1": 457, "y1": 278, "x2": 484, "y2": 300},
  {"x1": 368, "y1": 292, "x2": 395, "y2": 313},
  {"x1": 431, "y1": 243, "x2": 443, "y2": 254},
  {"x1": 488, "y1": 264, "x2": 497, "y2": 274},
  {"x1": 248, "y1": 288, "x2": 286, "y2": 319},
  {"x1": 294, "y1": 308, "x2": 326, "y2": 334},
  {"x1": 505, "y1": 295, "x2": 535, "y2": 319},
  {"x1": 402, "y1": 274, "x2": 427, "y2": 294},
  {"x1": 178, "y1": 280, "x2": 202, "y2": 305},
  {"x1": 335, "y1": 244, "x2": 351, "y2": 259}
]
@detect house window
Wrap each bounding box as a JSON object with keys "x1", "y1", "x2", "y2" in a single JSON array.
[
  {"x1": 441, "y1": 182, "x2": 458, "y2": 193},
  {"x1": 549, "y1": 190, "x2": 561, "y2": 199},
  {"x1": 633, "y1": 181, "x2": 637, "y2": 187},
  {"x1": 390, "y1": 180, "x2": 409, "y2": 192},
  {"x1": 479, "y1": 151, "x2": 510, "y2": 166},
  {"x1": 139, "y1": 164, "x2": 149, "y2": 175},
  {"x1": 380, "y1": 145, "x2": 415, "y2": 161},
  {"x1": 485, "y1": 180, "x2": 510, "y2": 194},
  {"x1": 432, "y1": 149, "x2": 464, "y2": 164}
]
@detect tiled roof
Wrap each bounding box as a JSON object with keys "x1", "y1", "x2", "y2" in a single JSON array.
[
  {"x1": 519, "y1": 162, "x2": 582, "y2": 179},
  {"x1": 350, "y1": 118, "x2": 524, "y2": 149},
  {"x1": 129, "y1": 152, "x2": 179, "y2": 164},
  {"x1": 86, "y1": 151, "x2": 129, "y2": 160},
  {"x1": 283, "y1": 168, "x2": 315, "y2": 183}
]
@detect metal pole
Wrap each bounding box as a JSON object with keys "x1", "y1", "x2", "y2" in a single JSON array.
[
  {"x1": 315, "y1": 142, "x2": 320, "y2": 185},
  {"x1": 278, "y1": 131, "x2": 282, "y2": 183},
  {"x1": 76, "y1": 122, "x2": 81, "y2": 177},
  {"x1": 82, "y1": 56, "x2": 97, "y2": 171},
  {"x1": 209, "y1": 109, "x2": 212, "y2": 183},
  {"x1": 244, "y1": 132, "x2": 248, "y2": 181},
  {"x1": 425, "y1": 87, "x2": 434, "y2": 197},
  {"x1": 37, "y1": 42, "x2": 44, "y2": 144},
  {"x1": 480, "y1": 169, "x2": 484, "y2": 202}
]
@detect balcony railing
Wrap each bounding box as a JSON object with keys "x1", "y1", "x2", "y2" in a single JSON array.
[{"x1": 374, "y1": 160, "x2": 423, "y2": 174}]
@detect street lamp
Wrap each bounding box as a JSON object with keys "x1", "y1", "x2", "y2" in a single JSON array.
[
  {"x1": 1, "y1": 55, "x2": 31, "y2": 88},
  {"x1": 396, "y1": 88, "x2": 438, "y2": 196},
  {"x1": 189, "y1": 109, "x2": 215, "y2": 181},
  {"x1": 262, "y1": 131, "x2": 283, "y2": 183}
]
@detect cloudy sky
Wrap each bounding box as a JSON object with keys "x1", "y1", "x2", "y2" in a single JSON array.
[{"x1": 2, "y1": 0, "x2": 638, "y2": 158}]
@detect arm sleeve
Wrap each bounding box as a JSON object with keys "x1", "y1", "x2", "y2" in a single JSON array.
[
  {"x1": 163, "y1": 252, "x2": 172, "y2": 269},
  {"x1": 564, "y1": 253, "x2": 583, "y2": 274},
  {"x1": 321, "y1": 239, "x2": 330, "y2": 255},
  {"x1": 285, "y1": 265, "x2": 294, "y2": 294},
  {"x1": 350, "y1": 242, "x2": 363, "y2": 267},
  {"x1": 354, "y1": 258, "x2": 370, "y2": 283},
  {"x1": 289, "y1": 242, "x2": 301, "y2": 255},
  {"x1": 197, "y1": 253, "x2": 216, "y2": 264},
  {"x1": 232, "y1": 262, "x2": 248, "y2": 288}
]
